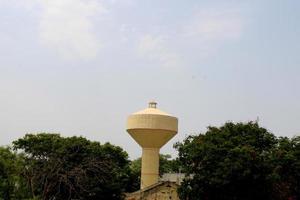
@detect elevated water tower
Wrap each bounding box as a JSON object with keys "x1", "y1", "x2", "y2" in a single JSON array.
[{"x1": 126, "y1": 101, "x2": 178, "y2": 189}]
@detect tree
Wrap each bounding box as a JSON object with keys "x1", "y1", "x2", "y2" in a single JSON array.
[
  {"x1": 175, "y1": 122, "x2": 283, "y2": 200},
  {"x1": 13, "y1": 133, "x2": 131, "y2": 200},
  {"x1": 0, "y1": 147, "x2": 30, "y2": 200},
  {"x1": 269, "y1": 136, "x2": 300, "y2": 200},
  {"x1": 159, "y1": 154, "x2": 181, "y2": 175}
]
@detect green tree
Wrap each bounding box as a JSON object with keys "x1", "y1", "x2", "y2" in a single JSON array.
[
  {"x1": 159, "y1": 154, "x2": 181, "y2": 175},
  {"x1": 13, "y1": 133, "x2": 131, "y2": 200},
  {"x1": 269, "y1": 136, "x2": 300, "y2": 200},
  {"x1": 0, "y1": 147, "x2": 30, "y2": 200},
  {"x1": 175, "y1": 122, "x2": 279, "y2": 200}
]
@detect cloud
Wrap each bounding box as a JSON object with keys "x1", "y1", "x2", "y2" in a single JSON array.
[
  {"x1": 184, "y1": 9, "x2": 243, "y2": 42},
  {"x1": 138, "y1": 35, "x2": 181, "y2": 68},
  {"x1": 38, "y1": 0, "x2": 106, "y2": 60},
  {"x1": 136, "y1": 6, "x2": 244, "y2": 66}
]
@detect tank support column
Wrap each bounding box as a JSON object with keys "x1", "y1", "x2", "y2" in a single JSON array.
[{"x1": 141, "y1": 148, "x2": 159, "y2": 189}]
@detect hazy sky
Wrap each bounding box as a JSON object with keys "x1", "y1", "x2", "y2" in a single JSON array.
[{"x1": 0, "y1": 0, "x2": 299, "y2": 158}]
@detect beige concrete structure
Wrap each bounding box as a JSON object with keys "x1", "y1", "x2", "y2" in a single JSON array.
[
  {"x1": 126, "y1": 102, "x2": 178, "y2": 189},
  {"x1": 125, "y1": 181, "x2": 179, "y2": 200}
]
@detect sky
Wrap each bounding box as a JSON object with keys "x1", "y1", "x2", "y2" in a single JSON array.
[{"x1": 0, "y1": 0, "x2": 299, "y2": 159}]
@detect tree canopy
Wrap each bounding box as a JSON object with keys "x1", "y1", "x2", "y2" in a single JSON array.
[
  {"x1": 175, "y1": 122, "x2": 300, "y2": 200},
  {"x1": 0, "y1": 147, "x2": 31, "y2": 200},
  {"x1": 12, "y1": 133, "x2": 132, "y2": 200}
]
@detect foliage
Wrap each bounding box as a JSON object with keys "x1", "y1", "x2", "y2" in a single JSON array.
[
  {"x1": 126, "y1": 158, "x2": 141, "y2": 192},
  {"x1": 13, "y1": 133, "x2": 131, "y2": 200},
  {"x1": 175, "y1": 122, "x2": 300, "y2": 200},
  {"x1": 269, "y1": 136, "x2": 300, "y2": 200},
  {"x1": 0, "y1": 147, "x2": 31, "y2": 200},
  {"x1": 159, "y1": 154, "x2": 181, "y2": 175}
]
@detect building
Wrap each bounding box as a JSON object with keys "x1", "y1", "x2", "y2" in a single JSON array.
[{"x1": 125, "y1": 181, "x2": 179, "y2": 200}]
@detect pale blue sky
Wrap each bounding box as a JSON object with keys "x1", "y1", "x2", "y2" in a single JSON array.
[{"x1": 0, "y1": 0, "x2": 299, "y2": 158}]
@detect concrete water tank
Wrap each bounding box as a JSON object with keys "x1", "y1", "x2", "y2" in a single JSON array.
[{"x1": 126, "y1": 102, "x2": 178, "y2": 189}]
